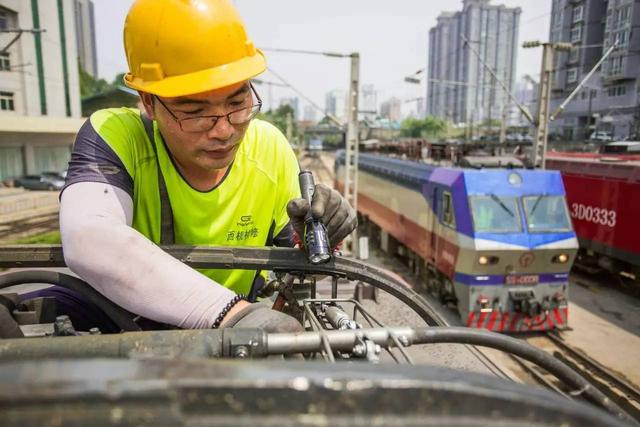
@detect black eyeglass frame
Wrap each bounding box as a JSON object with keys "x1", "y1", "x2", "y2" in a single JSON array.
[{"x1": 153, "y1": 83, "x2": 262, "y2": 133}]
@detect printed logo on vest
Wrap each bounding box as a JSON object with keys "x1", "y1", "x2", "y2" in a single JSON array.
[{"x1": 227, "y1": 215, "x2": 259, "y2": 242}]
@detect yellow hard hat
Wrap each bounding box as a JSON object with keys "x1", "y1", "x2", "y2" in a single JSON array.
[{"x1": 123, "y1": 0, "x2": 266, "y2": 97}]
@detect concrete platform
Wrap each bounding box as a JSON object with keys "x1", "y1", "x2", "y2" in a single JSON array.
[{"x1": 561, "y1": 302, "x2": 640, "y2": 386}]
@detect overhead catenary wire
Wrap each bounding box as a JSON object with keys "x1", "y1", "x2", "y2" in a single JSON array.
[{"x1": 266, "y1": 67, "x2": 344, "y2": 127}]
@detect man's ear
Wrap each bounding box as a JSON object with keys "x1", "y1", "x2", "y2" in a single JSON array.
[{"x1": 138, "y1": 91, "x2": 156, "y2": 119}]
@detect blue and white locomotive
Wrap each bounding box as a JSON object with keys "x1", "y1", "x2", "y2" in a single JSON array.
[{"x1": 335, "y1": 152, "x2": 577, "y2": 332}]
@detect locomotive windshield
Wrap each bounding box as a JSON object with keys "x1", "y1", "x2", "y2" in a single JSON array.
[
  {"x1": 523, "y1": 195, "x2": 572, "y2": 232},
  {"x1": 469, "y1": 196, "x2": 522, "y2": 232}
]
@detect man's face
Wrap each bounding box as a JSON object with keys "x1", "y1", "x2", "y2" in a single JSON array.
[{"x1": 143, "y1": 82, "x2": 255, "y2": 172}]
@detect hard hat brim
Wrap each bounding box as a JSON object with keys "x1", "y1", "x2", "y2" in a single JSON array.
[{"x1": 123, "y1": 49, "x2": 266, "y2": 97}]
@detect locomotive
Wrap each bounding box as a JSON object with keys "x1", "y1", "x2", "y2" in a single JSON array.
[
  {"x1": 336, "y1": 152, "x2": 578, "y2": 332},
  {"x1": 546, "y1": 151, "x2": 640, "y2": 281}
]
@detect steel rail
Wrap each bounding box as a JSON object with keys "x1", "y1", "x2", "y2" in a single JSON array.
[{"x1": 547, "y1": 332, "x2": 640, "y2": 404}]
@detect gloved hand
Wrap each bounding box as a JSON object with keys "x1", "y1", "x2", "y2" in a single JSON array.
[
  {"x1": 221, "y1": 303, "x2": 304, "y2": 333},
  {"x1": 286, "y1": 183, "x2": 358, "y2": 248}
]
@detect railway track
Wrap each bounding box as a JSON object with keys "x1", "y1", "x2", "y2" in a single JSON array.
[
  {"x1": 0, "y1": 211, "x2": 59, "y2": 242},
  {"x1": 516, "y1": 332, "x2": 640, "y2": 422},
  {"x1": 299, "y1": 151, "x2": 335, "y2": 187}
]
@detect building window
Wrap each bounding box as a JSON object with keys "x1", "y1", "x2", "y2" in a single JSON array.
[
  {"x1": 553, "y1": 5, "x2": 564, "y2": 29},
  {"x1": 608, "y1": 85, "x2": 626, "y2": 97},
  {"x1": 0, "y1": 52, "x2": 9, "y2": 71},
  {"x1": 612, "y1": 5, "x2": 631, "y2": 30},
  {"x1": 0, "y1": 10, "x2": 7, "y2": 31},
  {"x1": 567, "y1": 68, "x2": 578, "y2": 83},
  {"x1": 619, "y1": 5, "x2": 631, "y2": 25},
  {"x1": 614, "y1": 31, "x2": 629, "y2": 46},
  {"x1": 0, "y1": 92, "x2": 14, "y2": 111},
  {"x1": 572, "y1": 5, "x2": 584, "y2": 23},
  {"x1": 609, "y1": 56, "x2": 625, "y2": 75},
  {"x1": 569, "y1": 48, "x2": 580, "y2": 63},
  {"x1": 570, "y1": 26, "x2": 582, "y2": 43}
]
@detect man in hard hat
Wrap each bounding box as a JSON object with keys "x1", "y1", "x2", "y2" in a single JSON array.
[{"x1": 31, "y1": 0, "x2": 356, "y2": 333}]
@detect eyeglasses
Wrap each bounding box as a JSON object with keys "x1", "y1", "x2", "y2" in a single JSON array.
[{"x1": 154, "y1": 83, "x2": 262, "y2": 133}]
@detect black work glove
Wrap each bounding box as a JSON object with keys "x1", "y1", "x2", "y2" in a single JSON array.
[
  {"x1": 286, "y1": 183, "x2": 358, "y2": 248},
  {"x1": 222, "y1": 303, "x2": 304, "y2": 333}
]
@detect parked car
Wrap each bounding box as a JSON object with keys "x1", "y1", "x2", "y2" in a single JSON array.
[
  {"x1": 521, "y1": 134, "x2": 534, "y2": 143},
  {"x1": 506, "y1": 133, "x2": 523, "y2": 142},
  {"x1": 589, "y1": 131, "x2": 613, "y2": 142},
  {"x1": 14, "y1": 172, "x2": 65, "y2": 191}
]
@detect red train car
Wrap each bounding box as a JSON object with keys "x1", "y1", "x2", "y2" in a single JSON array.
[{"x1": 546, "y1": 152, "x2": 640, "y2": 279}]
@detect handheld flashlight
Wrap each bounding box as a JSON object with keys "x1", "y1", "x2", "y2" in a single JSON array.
[{"x1": 299, "y1": 170, "x2": 332, "y2": 264}]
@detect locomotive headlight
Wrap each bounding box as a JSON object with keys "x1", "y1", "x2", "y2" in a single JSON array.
[
  {"x1": 478, "y1": 255, "x2": 500, "y2": 265},
  {"x1": 508, "y1": 172, "x2": 522, "y2": 186},
  {"x1": 552, "y1": 253, "x2": 569, "y2": 264},
  {"x1": 478, "y1": 255, "x2": 499, "y2": 265}
]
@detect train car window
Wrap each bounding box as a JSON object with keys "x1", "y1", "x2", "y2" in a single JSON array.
[
  {"x1": 442, "y1": 192, "x2": 456, "y2": 227},
  {"x1": 523, "y1": 196, "x2": 572, "y2": 233},
  {"x1": 469, "y1": 196, "x2": 522, "y2": 233}
]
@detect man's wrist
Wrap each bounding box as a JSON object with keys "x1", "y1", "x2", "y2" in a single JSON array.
[{"x1": 212, "y1": 295, "x2": 248, "y2": 328}]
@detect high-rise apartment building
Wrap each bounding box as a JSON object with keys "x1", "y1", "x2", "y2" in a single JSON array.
[
  {"x1": 549, "y1": 0, "x2": 639, "y2": 140},
  {"x1": 303, "y1": 104, "x2": 317, "y2": 123},
  {"x1": 359, "y1": 84, "x2": 377, "y2": 122},
  {"x1": 325, "y1": 89, "x2": 347, "y2": 122},
  {"x1": 427, "y1": 0, "x2": 521, "y2": 124},
  {"x1": 73, "y1": 0, "x2": 97, "y2": 78},
  {"x1": 380, "y1": 97, "x2": 402, "y2": 122}
]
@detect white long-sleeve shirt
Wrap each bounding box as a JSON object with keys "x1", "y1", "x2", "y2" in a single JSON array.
[{"x1": 60, "y1": 182, "x2": 236, "y2": 329}]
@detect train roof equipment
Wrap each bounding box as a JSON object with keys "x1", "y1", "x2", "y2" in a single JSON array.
[{"x1": 0, "y1": 244, "x2": 636, "y2": 426}]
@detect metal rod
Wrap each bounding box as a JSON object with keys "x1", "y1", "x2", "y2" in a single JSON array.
[
  {"x1": 533, "y1": 43, "x2": 554, "y2": 169},
  {"x1": 331, "y1": 276, "x2": 338, "y2": 299},
  {"x1": 0, "y1": 245, "x2": 446, "y2": 327},
  {"x1": 261, "y1": 47, "x2": 349, "y2": 58},
  {"x1": 302, "y1": 303, "x2": 335, "y2": 362},
  {"x1": 550, "y1": 42, "x2": 619, "y2": 121},
  {"x1": 388, "y1": 333, "x2": 414, "y2": 365}
]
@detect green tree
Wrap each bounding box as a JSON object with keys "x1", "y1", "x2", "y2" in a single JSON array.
[
  {"x1": 112, "y1": 72, "x2": 127, "y2": 87},
  {"x1": 400, "y1": 118, "x2": 424, "y2": 138},
  {"x1": 79, "y1": 63, "x2": 110, "y2": 98},
  {"x1": 423, "y1": 116, "x2": 446, "y2": 137},
  {"x1": 257, "y1": 104, "x2": 298, "y2": 139},
  {"x1": 400, "y1": 116, "x2": 446, "y2": 138}
]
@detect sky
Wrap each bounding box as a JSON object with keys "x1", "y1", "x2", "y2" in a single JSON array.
[{"x1": 94, "y1": 0, "x2": 552, "y2": 116}]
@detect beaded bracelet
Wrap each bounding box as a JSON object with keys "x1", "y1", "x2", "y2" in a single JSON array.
[{"x1": 211, "y1": 294, "x2": 246, "y2": 329}]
